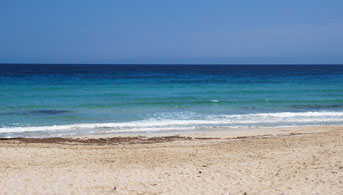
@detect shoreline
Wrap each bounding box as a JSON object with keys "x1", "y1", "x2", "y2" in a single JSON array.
[
  {"x1": 1, "y1": 125, "x2": 342, "y2": 194},
  {"x1": 0, "y1": 125, "x2": 338, "y2": 144}
]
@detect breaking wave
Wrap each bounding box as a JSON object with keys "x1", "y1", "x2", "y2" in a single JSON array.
[{"x1": 1, "y1": 111, "x2": 343, "y2": 138}]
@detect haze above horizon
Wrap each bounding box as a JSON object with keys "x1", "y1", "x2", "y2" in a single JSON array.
[{"x1": 1, "y1": 1, "x2": 342, "y2": 64}]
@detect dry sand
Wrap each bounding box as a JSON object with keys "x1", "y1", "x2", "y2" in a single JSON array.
[{"x1": 0, "y1": 126, "x2": 342, "y2": 194}]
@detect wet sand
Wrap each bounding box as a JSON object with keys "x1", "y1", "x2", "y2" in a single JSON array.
[{"x1": 0, "y1": 126, "x2": 342, "y2": 194}]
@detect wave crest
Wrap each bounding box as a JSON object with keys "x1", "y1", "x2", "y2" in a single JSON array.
[{"x1": 1, "y1": 111, "x2": 343, "y2": 137}]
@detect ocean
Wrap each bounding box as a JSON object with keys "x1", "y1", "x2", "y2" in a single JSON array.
[{"x1": 0, "y1": 64, "x2": 342, "y2": 138}]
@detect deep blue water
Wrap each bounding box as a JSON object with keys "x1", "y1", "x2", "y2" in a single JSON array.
[{"x1": 1, "y1": 64, "x2": 343, "y2": 137}]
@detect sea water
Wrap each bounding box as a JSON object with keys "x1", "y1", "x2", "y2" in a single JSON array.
[{"x1": 0, "y1": 64, "x2": 342, "y2": 137}]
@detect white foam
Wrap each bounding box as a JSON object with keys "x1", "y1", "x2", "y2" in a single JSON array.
[
  {"x1": 0, "y1": 111, "x2": 342, "y2": 135},
  {"x1": 214, "y1": 111, "x2": 343, "y2": 118}
]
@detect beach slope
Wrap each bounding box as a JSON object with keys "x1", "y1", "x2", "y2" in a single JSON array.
[{"x1": 0, "y1": 126, "x2": 342, "y2": 194}]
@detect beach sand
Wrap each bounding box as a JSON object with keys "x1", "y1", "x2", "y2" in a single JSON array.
[{"x1": 0, "y1": 126, "x2": 342, "y2": 194}]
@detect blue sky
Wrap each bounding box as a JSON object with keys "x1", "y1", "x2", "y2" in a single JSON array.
[{"x1": 0, "y1": 0, "x2": 342, "y2": 64}]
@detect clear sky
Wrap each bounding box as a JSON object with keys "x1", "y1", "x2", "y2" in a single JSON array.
[{"x1": 0, "y1": 0, "x2": 342, "y2": 64}]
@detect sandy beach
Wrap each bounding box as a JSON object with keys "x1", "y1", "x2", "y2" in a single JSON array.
[{"x1": 0, "y1": 125, "x2": 342, "y2": 194}]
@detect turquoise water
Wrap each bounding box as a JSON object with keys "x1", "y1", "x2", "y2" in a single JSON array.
[{"x1": 0, "y1": 64, "x2": 343, "y2": 137}]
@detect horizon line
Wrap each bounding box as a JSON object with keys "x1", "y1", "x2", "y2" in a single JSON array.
[{"x1": 1, "y1": 63, "x2": 343, "y2": 66}]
